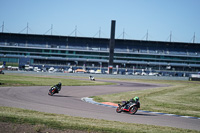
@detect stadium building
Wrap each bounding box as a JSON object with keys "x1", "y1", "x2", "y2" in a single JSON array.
[{"x1": 0, "y1": 32, "x2": 200, "y2": 75}]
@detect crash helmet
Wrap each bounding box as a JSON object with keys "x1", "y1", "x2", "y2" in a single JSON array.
[
  {"x1": 58, "y1": 82, "x2": 62, "y2": 87},
  {"x1": 133, "y1": 96, "x2": 139, "y2": 102}
]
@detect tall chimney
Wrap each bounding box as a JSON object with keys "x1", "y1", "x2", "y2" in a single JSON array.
[{"x1": 108, "y1": 20, "x2": 116, "y2": 74}]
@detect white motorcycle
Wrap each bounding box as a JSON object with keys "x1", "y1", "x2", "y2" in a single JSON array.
[{"x1": 89, "y1": 76, "x2": 95, "y2": 81}]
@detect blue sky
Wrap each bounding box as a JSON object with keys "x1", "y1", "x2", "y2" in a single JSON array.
[{"x1": 0, "y1": 0, "x2": 200, "y2": 43}]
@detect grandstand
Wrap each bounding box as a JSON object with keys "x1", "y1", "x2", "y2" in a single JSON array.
[{"x1": 0, "y1": 32, "x2": 200, "y2": 75}]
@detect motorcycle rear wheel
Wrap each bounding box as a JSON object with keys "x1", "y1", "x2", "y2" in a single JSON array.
[{"x1": 129, "y1": 106, "x2": 138, "y2": 115}]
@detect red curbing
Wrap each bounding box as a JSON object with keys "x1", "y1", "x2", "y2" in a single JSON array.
[{"x1": 101, "y1": 102, "x2": 118, "y2": 107}]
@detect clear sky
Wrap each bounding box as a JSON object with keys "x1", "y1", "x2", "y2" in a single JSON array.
[{"x1": 0, "y1": 0, "x2": 200, "y2": 43}]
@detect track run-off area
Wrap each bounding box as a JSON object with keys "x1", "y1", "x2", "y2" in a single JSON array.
[{"x1": 0, "y1": 71, "x2": 200, "y2": 131}]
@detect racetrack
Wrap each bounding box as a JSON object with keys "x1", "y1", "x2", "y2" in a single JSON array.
[{"x1": 0, "y1": 79, "x2": 199, "y2": 131}]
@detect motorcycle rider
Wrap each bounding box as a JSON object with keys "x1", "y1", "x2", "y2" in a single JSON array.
[
  {"x1": 89, "y1": 75, "x2": 95, "y2": 81},
  {"x1": 122, "y1": 96, "x2": 139, "y2": 109},
  {"x1": 52, "y1": 82, "x2": 62, "y2": 93}
]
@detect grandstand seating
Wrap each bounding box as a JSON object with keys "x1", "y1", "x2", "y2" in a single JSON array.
[
  {"x1": 1, "y1": 40, "x2": 200, "y2": 57},
  {"x1": 0, "y1": 33, "x2": 200, "y2": 72}
]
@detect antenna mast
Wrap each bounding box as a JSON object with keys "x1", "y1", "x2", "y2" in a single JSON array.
[
  {"x1": 2, "y1": 21, "x2": 4, "y2": 32},
  {"x1": 193, "y1": 32, "x2": 195, "y2": 43},
  {"x1": 69, "y1": 25, "x2": 78, "y2": 36},
  {"x1": 75, "y1": 26, "x2": 77, "y2": 37},
  {"x1": 27, "y1": 23, "x2": 29, "y2": 34},
  {"x1": 146, "y1": 30, "x2": 148, "y2": 41},
  {"x1": 19, "y1": 22, "x2": 30, "y2": 34},
  {"x1": 123, "y1": 28, "x2": 125, "y2": 39},
  {"x1": 99, "y1": 27, "x2": 101, "y2": 38},
  {"x1": 170, "y1": 31, "x2": 172, "y2": 42},
  {"x1": 44, "y1": 24, "x2": 53, "y2": 35},
  {"x1": 51, "y1": 24, "x2": 53, "y2": 35},
  {"x1": 93, "y1": 27, "x2": 101, "y2": 38}
]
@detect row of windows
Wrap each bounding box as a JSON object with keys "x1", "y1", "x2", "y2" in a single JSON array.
[
  {"x1": 0, "y1": 57, "x2": 18, "y2": 63},
  {"x1": 0, "y1": 47, "x2": 109, "y2": 56},
  {"x1": 1, "y1": 46, "x2": 200, "y2": 62},
  {"x1": 115, "y1": 53, "x2": 200, "y2": 62},
  {"x1": 2, "y1": 52, "x2": 200, "y2": 66},
  {"x1": 1, "y1": 52, "x2": 109, "y2": 60},
  {"x1": 115, "y1": 57, "x2": 199, "y2": 64}
]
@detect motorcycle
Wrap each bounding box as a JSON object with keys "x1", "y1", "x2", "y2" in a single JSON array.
[
  {"x1": 0, "y1": 70, "x2": 4, "y2": 74},
  {"x1": 48, "y1": 86, "x2": 59, "y2": 96},
  {"x1": 89, "y1": 76, "x2": 95, "y2": 81},
  {"x1": 116, "y1": 101, "x2": 140, "y2": 115}
]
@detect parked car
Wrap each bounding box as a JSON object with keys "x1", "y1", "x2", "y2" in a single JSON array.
[
  {"x1": 75, "y1": 69, "x2": 86, "y2": 73},
  {"x1": 95, "y1": 69, "x2": 101, "y2": 74},
  {"x1": 89, "y1": 70, "x2": 95, "y2": 74},
  {"x1": 149, "y1": 72, "x2": 159, "y2": 76},
  {"x1": 113, "y1": 71, "x2": 118, "y2": 75},
  {"x1": 141, "y1": 72, "x2": 147, "y2": 76},
  {"x1": 126, "y1": 72, "x2": 133, "y2": 75},
  {"x1": 134, "y1": 72, "x2": 141, "y2": 75}
]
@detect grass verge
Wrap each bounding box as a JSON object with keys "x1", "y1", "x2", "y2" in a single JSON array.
[
  {"x1": 0, "y1": 106, "x2": 198, "y2": 133},
  {"x1": 92, "y1": 79, "x2": 200, "y2": 118},
  {"x1": 0, "y1": 74, "x2": 114, "y2": 86},
  {"x1": 0, "y1": 73, "x2": 199, "y2": 132}
]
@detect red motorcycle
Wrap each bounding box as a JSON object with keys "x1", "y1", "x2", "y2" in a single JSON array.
[
  {"x1": 116, "y1": 101, "x2": 140, "y2": 115},
  {"x1": 48, "y1": 86, "x2": 59, "y2": 96}
]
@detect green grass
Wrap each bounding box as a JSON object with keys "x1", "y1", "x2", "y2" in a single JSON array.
[
  {"x1": 0, "y1": 106, "x2": 198, "y2": 133},
  {"x1": 92, "y1": 79, "x2": 200, "y2": 118},
  {"x1": 0, "y1": 73, "x2": 200, "y2": 132},
  {"x1": 0, "y1": 74, "x2": 114, "y2": 86}
]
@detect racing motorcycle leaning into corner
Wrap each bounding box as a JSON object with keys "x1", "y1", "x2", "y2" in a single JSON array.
[
  {"x1": 116, "y1": 96, "x2": 140, "y2": 115},
  {"x1": 89, "y1": 75, "x2": 95, "y2": 81},
  {"x1": 48, "y1": 82, "x2": 62, "y2": 96}
]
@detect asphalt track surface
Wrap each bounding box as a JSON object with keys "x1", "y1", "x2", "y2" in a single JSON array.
[{"x1": 0, "y1": 78, "x2": 200, "y2": 131}]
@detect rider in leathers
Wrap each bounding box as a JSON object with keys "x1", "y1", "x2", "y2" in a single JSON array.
[
  {"x1": 122, "y1": 96, "x2": 139, "y2": 109},
  {"x1": 52, "y1": 82, "x2": 62, "y2": 93}
]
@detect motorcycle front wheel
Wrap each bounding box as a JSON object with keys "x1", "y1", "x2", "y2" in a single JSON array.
[
  {"x1": 48, "y1": 92, "x2": 53, "y2": 96},
  {"x1": 116, "y1": 107, "x2": 122, "y2": 113},
  {"x1": 48, "y1": 89, "x2": 54, "y2": 96},
  {"x1": 129, "y1": 106, "x2": 138, "y2": 115}
]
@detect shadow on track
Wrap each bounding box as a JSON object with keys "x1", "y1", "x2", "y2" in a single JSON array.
[
  {"x1": 51, "y1": 95, "x2": 72, "y2": 98},
  {"x1": 135, "y1": 113, "x2": 157, "y2": 116},
  {"x1": 118, "y1": 112, "x2": 157, "y2": 117}
]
